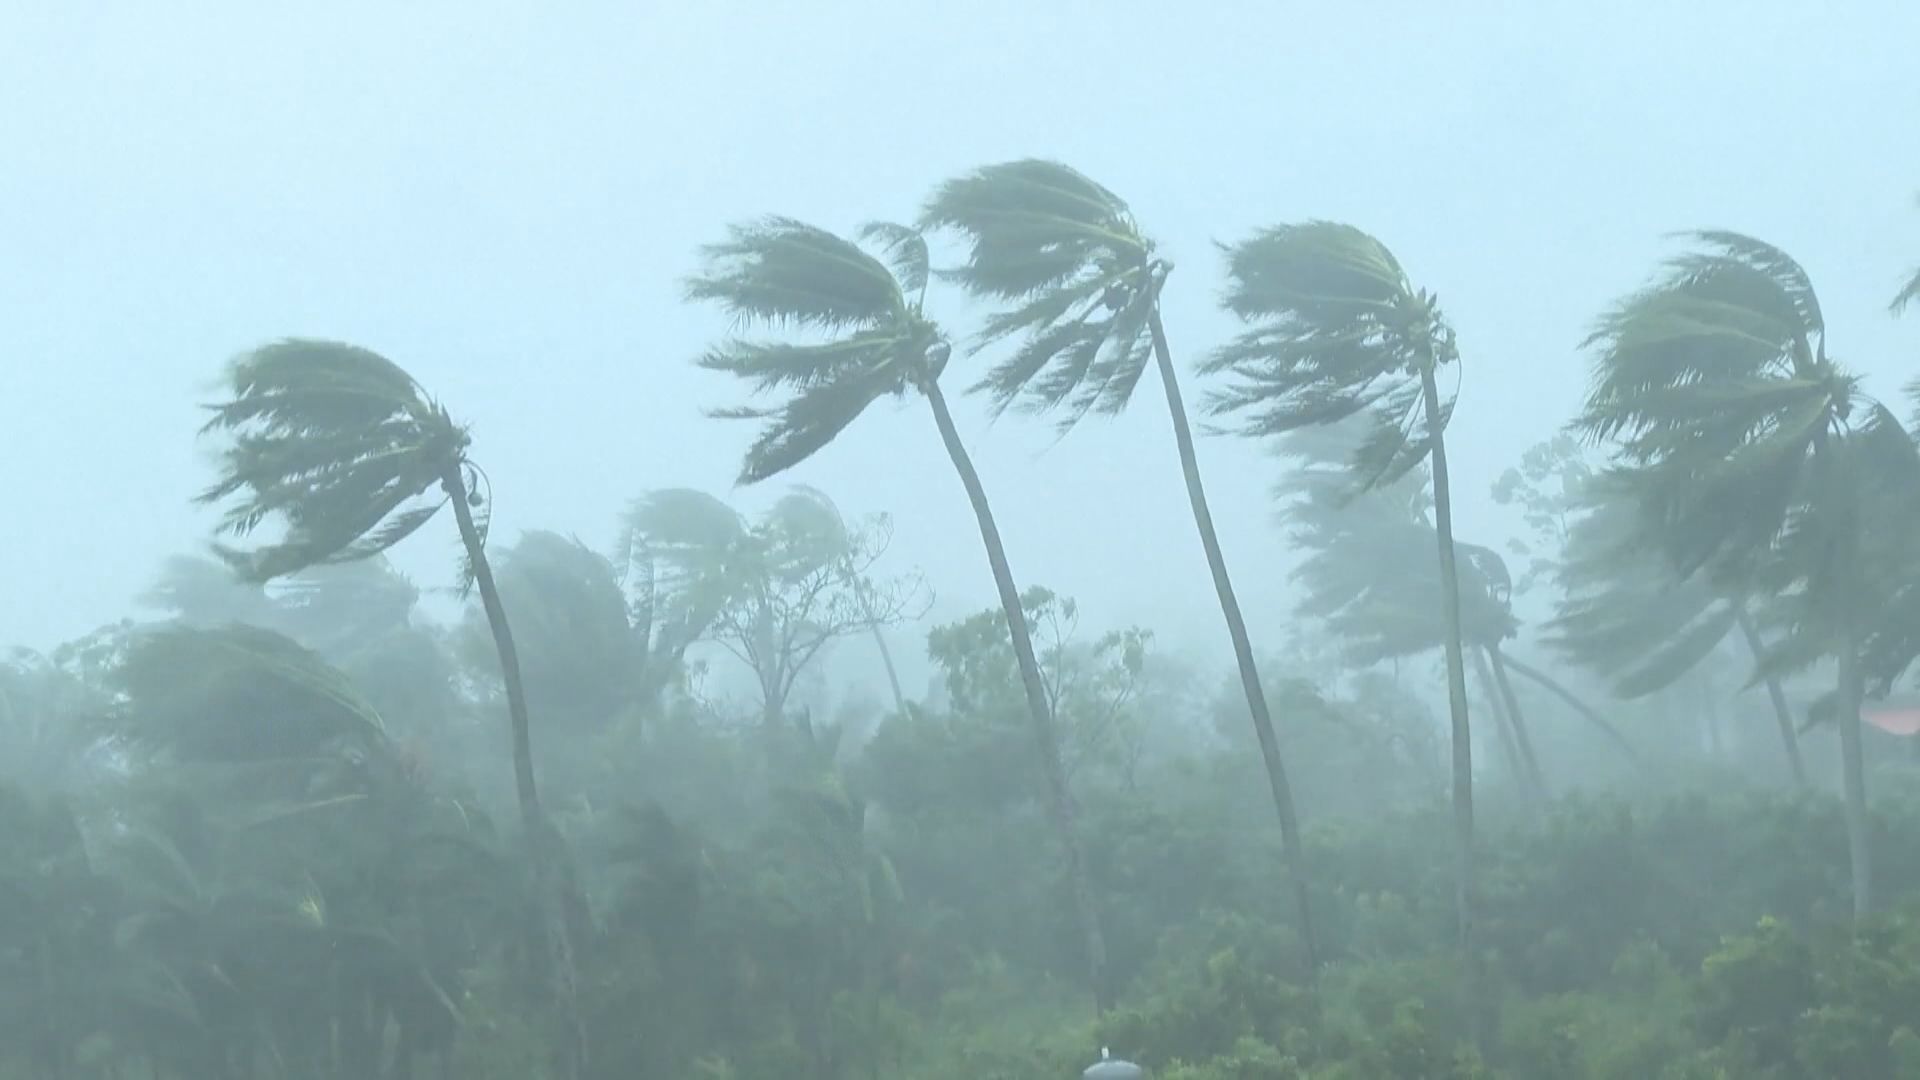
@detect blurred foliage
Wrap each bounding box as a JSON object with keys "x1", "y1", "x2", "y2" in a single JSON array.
[{"x1": 14, "y1": 561, "x2": 1920, "y2": 1078}]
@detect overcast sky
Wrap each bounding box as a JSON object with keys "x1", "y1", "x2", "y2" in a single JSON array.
[{"x1": 3, "y1": 2, "x2": 1917, "y2": 700}]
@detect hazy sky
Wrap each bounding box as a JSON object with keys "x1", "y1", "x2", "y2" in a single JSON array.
[{"x1": 4, "y1": 2, "x2": 1918, "y2": 699}]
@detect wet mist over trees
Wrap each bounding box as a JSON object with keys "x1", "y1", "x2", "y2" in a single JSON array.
[
  {"x1": 7, "y1": 40, "x2": 1920, "y2": 1079},
  {"x1": 7, "y1": 161, "x2": 1920, "y2": 1078}
]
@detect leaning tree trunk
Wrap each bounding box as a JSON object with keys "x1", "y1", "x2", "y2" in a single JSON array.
[
  {"x1": 1837, "y1": 635, "x2": 1873, "y2": 917},
  {"x1": 1488, "y1": 646, "x2": 1548, "y2": 799},
  {"x1": 1498, "y1": 654, "x2": 1645, "y2": 770},
  {"x1": 1419, "y1": 365, "x2": 1483, "y2": 1043},
  {"x1": 1472, "y1": 646, "x2": 1536, "y2": 802},
  {"x1": 1418, "y1": 373, "x2": 1476, "y2": 931},
  {"x1": 922, "y1": 376, "x2": 1110, "y2": 1013},
  {"x1": 1733, "y1": 605, "x2": 1809, "y2": 788},
  {"x1": 849, "y1": 571, "x2": 910, "y2": 717},
  {"x1": 445, "y1": 468, "x2": 586, "y2": 1079},
  {"x1": 868, "y1": 622, "x2": 909, "y2": 716},
  {"x1": 1148, "y1": 307, "x2": 1318, "y2": 975}
]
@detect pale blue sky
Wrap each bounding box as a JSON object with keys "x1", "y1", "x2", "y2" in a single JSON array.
[{"x1": 3, "y1": 2, "x2": 1917, "y2": 701}]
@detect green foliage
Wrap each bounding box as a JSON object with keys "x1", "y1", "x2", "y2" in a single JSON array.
[
  {"x1": 1545, "y1": 494, "x2": 1746, "y2": 700},
  {"x1": 1490, "y1": 434, "x2": 1599, "y2": 600},
  {"x1": 196, "y1": 339, "x2": 478, "y2": 585},
  {"x1": 1275, "y1": 423, "x2": 1516, "y2": 663},
  {"x1": 617, "y1": 485, "x2": 921, "y2": 726},
  {"x1": 687, "y1": 217, "x2": 950, "y2": 483},
  {"x1": 920, "y1": 158, "x2": 1165, "y2": 430},
  {"x1": 1204, "y1": 222, "x2": 1457, "y2": 492}
]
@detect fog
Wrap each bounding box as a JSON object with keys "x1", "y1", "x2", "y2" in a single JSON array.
[
  {"x1": 5, "y1": 5, "x2": 1920, "y2": 1078},
  {"x1": 5, "y1": 3, "x2": 1915, "y2": 673}
]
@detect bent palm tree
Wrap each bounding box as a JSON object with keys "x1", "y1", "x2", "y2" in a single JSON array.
[
  {"x1": 685, "y1": 217, "x2": 1111, "y2": 1010},
  {"x1": 193, "y1": 339, "x2": 585, "y2": 1075},
  {"x1": 1204, "y1": 222, "x2": 1481, "y2": 982},
  {"x1": 920, "y1": 159, "x2": 1317, "y2": 971},
  {"x1": 1577, "y1": 231, "x2": 1920, "y2": 917}
]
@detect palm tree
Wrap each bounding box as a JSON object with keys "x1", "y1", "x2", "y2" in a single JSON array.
[
  {"x1": 1577, "y1": 231, "x2": 1920, "y2": 917},
  {"x1": 1205, "y1": 222, "x2": 1481, "y2": 971},
  {"x1": 193, "y1": 339, "x2": 586, "y2": 1074},
  {"x1": 919, "y1": 159, "x2": 1318, "y2": 969},
  {"x1": 1893, "y1": 192, "x2": 1920, "y2": 317},
  {"x1": 685, "y1": 216, "x2": 1111, "y2": 1009}
]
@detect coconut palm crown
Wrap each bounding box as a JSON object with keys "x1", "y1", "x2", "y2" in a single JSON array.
[
  {"x1": 687, "y1": 217, "x2": 948, "y2": 483},
  {"x1": 918, "y1": 158, "x2": 1167, "y2": 431},
  {"x1": 196, "y1": 339, "x2": 487, "y2": 586},
  {"x1": 1202, "y1": 222, "x2": 1458, "y2": 494}
]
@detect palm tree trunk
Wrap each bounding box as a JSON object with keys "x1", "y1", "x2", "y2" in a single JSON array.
[
  {"x1": 851, "y1": 573, "x2": 910, "y2": 716},
  {"x1": 1471, "y1": 646, "x2": 1532, "y2": 799},
  {"x1": 1497, "y1": 654, "x2": 1646, "y2": 770},
  {"x1": 1147, "y1": 308, "x2": 1318, "y2": 975},
  {"x1": 1837, "y1": 639, "x2": 1873, "y2": 917},
  {"x1": 1488, "y1": 646, "x2": 1548, "y2": 799},
  {"x1": 868, "y1": 622, "x2": 909, "y2": 716},
  {"x1": 444, "y1": 468, "x2": 585, "y2": 1079},
  {"x1": 921, "y1": 377, "x2": 1109, "y2": 1013},
  {"x1": 1418, "y1": 369, "x2": 1477, "y2": 959},
  {"x1": 1733, "y1": 605, "x2": 1808, "y2": 788}
]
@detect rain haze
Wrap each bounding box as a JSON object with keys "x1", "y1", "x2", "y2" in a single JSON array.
[
  {"x1": 5, "y1": 3, "x2": 1920, "y2": 1078},
  {"x1": 7, "y1": 3, "x2": 1916, "y2": 665}
]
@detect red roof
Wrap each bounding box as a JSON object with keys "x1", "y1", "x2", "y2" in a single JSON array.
[{"x1": 1864, "y1": 707, "x2": 1920, "y2": 736}]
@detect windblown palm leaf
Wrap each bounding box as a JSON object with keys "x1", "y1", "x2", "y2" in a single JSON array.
[
  {"x1": 1573, "y1": 232, "x2": 1860, "y2": 580},
  {"x1": 197, "y1": 340, "x2": 479, "y2": 585},
  {"x1": 1276, "y1": 432, "x2": 1513, "y2": 665},
  {"x1": 920, "y1": 159, "x2": 1164, "y2": 430},
  {"x1": 688, "y1": 217, "x2": 946, "y2": 483},
  {"x1": 106, "y1": 623, "x2": 390, "y2": 769},
  {"x1": 1893, "y1": 192, "x2": 1920, "y2": 316},
  {"x1": 1544, "y1": 490, "x2": 1744, "y2": 699},
  {"x1": 1204, "y1": 222, "x2": 1458, "y2": 492},
  {"x1": 617, "y1": 488, "x2": 752, "y2": 633},
  {"x1": 473, "y1": 532, "x2": 642, "y2": 730}
]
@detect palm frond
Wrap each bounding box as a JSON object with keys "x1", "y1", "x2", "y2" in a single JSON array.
[
  {"x1": 690, "y1": 218, "x2": 944, "y2": 483},
  {"x1": 920, "y1": 159, "x2": 1164, "y2": 431},
  {"x1": 1205, "y1": 222, "x2": 1455, "y2": 493},
  {"x1": 1894, "y1": 268, "x2": 1920, "y2": 316},
  {"x1": 855, "y1": 221, "x2": 930, "y2": 305},
  {"x1": 618, "y1": 489, "x2": 748, "y2": 641},
  {"x1": 686, "y1": 216, "x2": 905, "y2": 331},
  {"x1": 197, "y1": 340, "x2": 466, "y2": 583},
  {"x1": 1275, "y1": 425, "x2": 1513, "y2": 664},
  {"x1": 1574, "y1": 232, "x2": 1864, "y2": 595},
  {"x1": 1543, "y1": 490, "x2": 1743, "y2": 699},
  {"x1": 106, "y1": 623, "x2": 390, "y2": 770}
]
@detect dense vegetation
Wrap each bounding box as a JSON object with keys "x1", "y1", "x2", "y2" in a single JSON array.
[{"x1": 4, "y1": 162, "x2": 1919, "y2": 1078}]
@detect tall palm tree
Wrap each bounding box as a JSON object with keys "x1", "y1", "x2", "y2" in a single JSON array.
[
  {"x1": 919, "y1": 159, "x2": 1317, "y2": 969},
  {"x1": 193, "y1": 339, "x2": 586, "y2": 1074},
  {"x1": 1577, "y1": 231, "x2": 1920, "y2": 917},
  {"x1": 1203, "y1": 222, "x2": 1482, "y2": 976},
  {"x1": 684, "y1": 216, "x2": 1111, "y2": 1009}
]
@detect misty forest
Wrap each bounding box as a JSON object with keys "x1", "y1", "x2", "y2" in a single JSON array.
[{"x1": 9, "y1": 16, "x2": 1920, "y2": 1079}]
